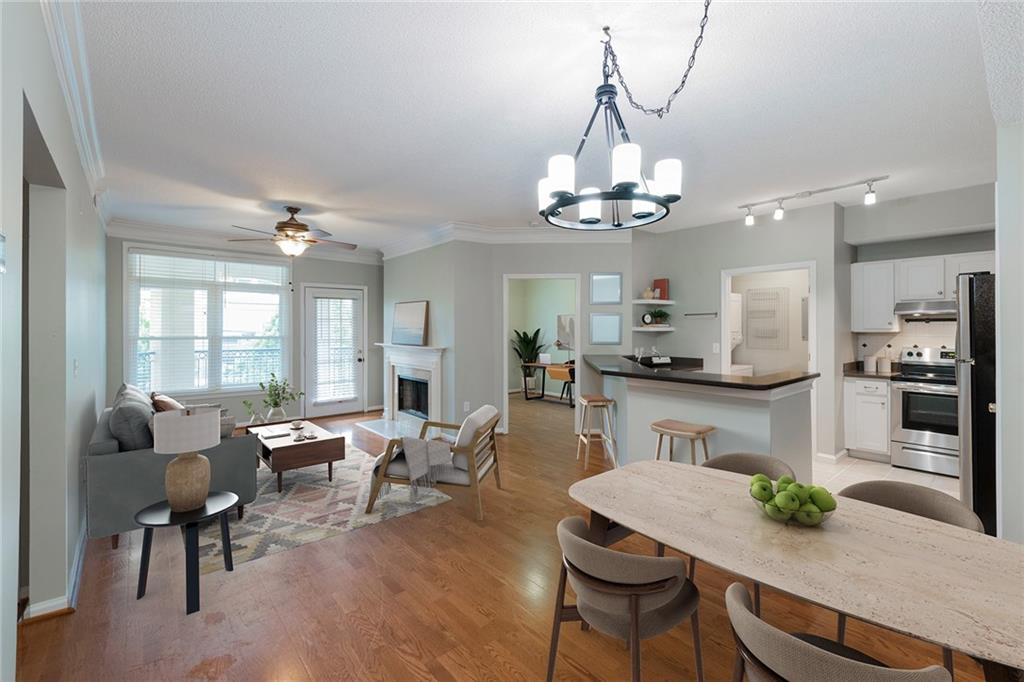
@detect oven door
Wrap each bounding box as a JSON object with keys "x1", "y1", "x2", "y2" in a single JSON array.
[{"x1": 891, "y1": 382, "x2": 959, "y2": 451}]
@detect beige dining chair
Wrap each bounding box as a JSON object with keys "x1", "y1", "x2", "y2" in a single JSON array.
[
  {"x1": 837, "y1": 480, "x2": 983, "y2": 678},
  {"x1": 365, "y1": 405, "x2": 501, "y2": 521},
  {"x1": 726, "y1": 582, "x2": 950, "y2": 682},
  {"x1": 547, "y1": 516, "x2": 704, "y2": 682}
]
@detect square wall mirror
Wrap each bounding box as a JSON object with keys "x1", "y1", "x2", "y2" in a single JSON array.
[
  {"x1": 590, "y1": 313, "x2": 622, "y2": 345},
  {"x1": 590, "y1": 272, "x2": 622, "y2": 305}
]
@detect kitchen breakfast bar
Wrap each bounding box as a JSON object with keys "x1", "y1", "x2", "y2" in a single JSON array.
[{"x1": 583, "y1": 355, "x2": 820, "y2": 481}]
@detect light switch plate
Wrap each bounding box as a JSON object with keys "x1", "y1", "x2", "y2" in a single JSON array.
[
  {"x1": 463, "y1": 401, "x2": 471, "y2": 413},
  {"x1": 712, "y1": 342, "x2": 720, "y2": 354}
]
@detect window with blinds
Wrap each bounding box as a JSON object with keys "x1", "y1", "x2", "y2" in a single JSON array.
[
  {"x1": 125, "y1": 247, "x2": 290, "y2": 394},
  {"x1": 313, "y1": 295, "x2": 359, "y2": 403}
]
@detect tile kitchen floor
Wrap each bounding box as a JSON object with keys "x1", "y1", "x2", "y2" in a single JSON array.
[{"x1": 813, "y1": 455, "x2": 960, "y2": 499}]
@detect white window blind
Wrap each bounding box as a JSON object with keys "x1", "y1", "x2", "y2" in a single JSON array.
[
  {"x1": 313, "y1": 295, "x2": 359, "y2": 403},
  {"x1": 125, "y1": 247, "x2": 290, "y2": 394}
]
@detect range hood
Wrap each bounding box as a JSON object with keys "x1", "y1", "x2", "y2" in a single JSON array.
[{"x1": 893, "y1": 300, "x2": 958, "y2": 320}]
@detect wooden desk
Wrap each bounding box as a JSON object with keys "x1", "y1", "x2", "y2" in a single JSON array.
[
  {"x1": 569, "y1": 461, "x2": 1024, "y2": 673},
  {"x1": 520, "y1": 362, "x2": 573, "y2": 403}
]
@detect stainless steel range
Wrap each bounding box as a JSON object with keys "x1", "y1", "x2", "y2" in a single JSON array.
[{"x1": 890, "y1": 346, "x2": 959, "y2": 477}]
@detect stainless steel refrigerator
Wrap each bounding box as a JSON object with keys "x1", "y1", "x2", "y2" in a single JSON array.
[{"x1": 956, "y1": 272, "x2": 997, "y2": 536}]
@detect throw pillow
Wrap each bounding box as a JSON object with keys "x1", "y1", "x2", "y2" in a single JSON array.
[
  {"x1": 109, "y1": 394, "x2": 155, "y2": 451},
  {"x1": 151, "y1": 393, "x2": 185, "y2": 412}
]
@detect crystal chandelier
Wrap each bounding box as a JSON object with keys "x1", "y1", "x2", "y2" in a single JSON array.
[{"x1": 538, "y1": 3, "x2": 711, "y2": 230}]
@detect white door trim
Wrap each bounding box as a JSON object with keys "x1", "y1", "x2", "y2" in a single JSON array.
[
  {"x1": 500, "y1": 273, "x2": 582, "y2": 434},
  {"x1": 300, "y1": 283, "x2": 369, "y2": 417}
]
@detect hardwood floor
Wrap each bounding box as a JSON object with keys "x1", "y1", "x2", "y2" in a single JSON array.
[{"x1": 17, "y1": 395, "x2": 985, "y2": 681}]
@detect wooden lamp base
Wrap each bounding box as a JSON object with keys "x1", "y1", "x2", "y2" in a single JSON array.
[{"x1": 165, "y1": 452, "x2": 211, "y2": 512}]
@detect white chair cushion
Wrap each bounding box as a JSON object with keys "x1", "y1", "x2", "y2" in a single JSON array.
[{"x1": 452, "y1": 405, "x2": 498, "y2": 471}]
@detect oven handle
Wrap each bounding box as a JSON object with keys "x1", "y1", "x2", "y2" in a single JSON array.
[{"x1": 890, "y1": 382, "x2": 959, "y2": 395}]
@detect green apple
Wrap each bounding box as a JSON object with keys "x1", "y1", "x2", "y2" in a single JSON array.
[
  {"x1": 773, "y1": 490, "x2": 800, "y2": 512},
  {"x1": 750, "y1": 473, "x2": 772, "y2": 487},
  {"x1": 786, "y1": 482, "x2": 812, "y2": 505},
  {"x1": 776, "y1": 475, "x2": 795, "y2": 492},
  {"x1": 763, "y1": 503, "x2": 793, "y2": 522},
  {"x1": 750, "y1": 481, "x2": 774, "y2": 502},
  {"x1": 809, "y1": 487, "x2": 837, "y2": 512},
  {"x1": 794, "y1": 502, "x2": 824, "y2": 526}
]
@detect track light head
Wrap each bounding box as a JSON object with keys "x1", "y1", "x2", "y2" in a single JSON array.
[
  {"x1": 864, "y1": 182, "x2": 877, "y2": 205},
  {"x1": 773, "y1": 201, "x2": 785, "y2": 221},
  {"x1": 744, "y1": 209, "x2": 755, "y2": 227}
]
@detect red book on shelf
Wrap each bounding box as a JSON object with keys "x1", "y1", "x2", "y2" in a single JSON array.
[{"x1": 652, "y1": 278, "x2": 669, "y2": 300}]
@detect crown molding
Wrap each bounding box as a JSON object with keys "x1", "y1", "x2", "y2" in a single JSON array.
[
  {"x1": 105, "y1": 218, "x2": 383, "y2": 266},
  {"x1": 40, "y1": 1, "x2": 107, "y2": 218},
  {"x1": 379, "y1": 221, "x2": 632, "y2": 260}
]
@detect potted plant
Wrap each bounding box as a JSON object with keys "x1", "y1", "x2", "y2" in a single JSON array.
[
  {"x1": 259, "y1": 373, "x2": 304, "y2": 422},
  {"x1": 649, "y1": 309, "x2": 671, "y2": 326},
  {"x1": 511, "y1": 328, "x2": 548, "y2": 391},
  {"x1": 242, "y1": 399, "x2": 264, "y2": 426}
]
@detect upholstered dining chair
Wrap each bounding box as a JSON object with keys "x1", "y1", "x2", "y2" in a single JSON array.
[
  {"x1": 726, "y1": 582, "x2": 950, "y2": 682},
  {"x1": 365, "y1": 405, "x2": 502, "y2": 521},
  {"x1": 547, "y1": 516, "x2": 704, "y2": 682},
  {"x1": 837, "y1": 480, "x2": 983, "y2": 678}
]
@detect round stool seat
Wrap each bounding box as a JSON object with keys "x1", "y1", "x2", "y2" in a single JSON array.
[
  {"x1": 650, "y1": 419, "x2": 716, "y2": 437},
  {"x1": 579, "y1": 394, "x2": 614, "y2": 406}
]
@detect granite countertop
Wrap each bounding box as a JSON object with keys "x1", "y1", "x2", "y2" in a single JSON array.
[
  {"x1": 843, "y1": 361, "x2": 901, "y2": 380},
  {"x1": 584, "y1": 355, "x2": 820, "y2": 391}
]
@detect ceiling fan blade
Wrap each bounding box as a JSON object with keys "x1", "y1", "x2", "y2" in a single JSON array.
[
  {"x1": 232, "y1": 225, "x2": 276, "y2": 236},
  {"x1": 227, "y1": 238, "x2": 274, "y2": 242},
  {"x1": 305, "y1": 228, "x2": 333, "y2": 239},
  {"x1": 316, "y1": 238, "x2": 358, "y2": 251}
]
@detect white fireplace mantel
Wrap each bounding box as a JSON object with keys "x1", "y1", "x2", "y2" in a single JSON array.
[{"x1": 376, "y1": 343, "x2": 446, "y2": 423}]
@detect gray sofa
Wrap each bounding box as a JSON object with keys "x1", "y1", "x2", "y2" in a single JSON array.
[{"x1": 86, "y1": 407, "x2": 258, "y2": 543}]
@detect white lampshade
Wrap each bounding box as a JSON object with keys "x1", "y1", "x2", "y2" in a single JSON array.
[
  {"x1": 578, "y1": 186, "x2": 601, "y2": 224},
  {"x1": 612, "y1": 143, "x2": 642, "y2": 189},
  {"x1": 537, "y1": 177, "x2": 555, "y2": 213},
  {"x1": 277, "y1": 239, "x2": 309, "y2": 257},
  {"x1": 153, "y1": 408, "x2": 220, "y2": 454},
  {"x1": 547, "y1": 154, "x2": 575, "y2": 195},
  {"x1": 654, "y1": 159, "x2": 682, "y2": 199}
]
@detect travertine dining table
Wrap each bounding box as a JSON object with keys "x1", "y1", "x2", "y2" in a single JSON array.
[{"x1": 568, "y1": 460, "x2": 1024, "y2": 673}]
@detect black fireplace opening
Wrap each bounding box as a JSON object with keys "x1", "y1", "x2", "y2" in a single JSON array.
[{"x1": 397, "y1": 375, "x2": 429, "y2": 420}]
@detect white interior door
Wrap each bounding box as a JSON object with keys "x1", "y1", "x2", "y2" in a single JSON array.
[{"x1": 304, "y1": 286, "x2": 365, "y2": 417}]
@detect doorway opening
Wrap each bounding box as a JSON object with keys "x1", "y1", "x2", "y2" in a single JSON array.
[
  {"x1": 301, "y1": 284, "x2": 368, "y2": 417},
  {"x1": 501, "y1": 274, "x2": 580, "y2": 434}
]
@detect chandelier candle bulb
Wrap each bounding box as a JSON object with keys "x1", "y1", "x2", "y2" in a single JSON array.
[
  {"x1": 579, "y1": 187, "x2": 602, "y2": 224},
  {"x1": 611, "y1": 143, "x2": 642, "y2": 189},
  {"x1": 547, "y1": 155, "x2": 575, "y2": 196},
  {"x1": 654, "y1": 159, "x2": 683, "y2": 200}
]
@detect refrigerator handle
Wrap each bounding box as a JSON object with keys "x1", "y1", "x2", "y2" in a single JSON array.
[
  {"x1": 957, "y1": 360, "x2": 973, "y2": 508},
  {"x1": 956, "y1": 273, "x2": 973, "y2": 361}
]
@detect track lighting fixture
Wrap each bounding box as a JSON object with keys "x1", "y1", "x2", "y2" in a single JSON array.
[
  {"x1": 744, "y1": 208, "x2": 754, "y2": 227},
  {"x1": 864, "y1": 181, "x2": 877, "y2": 205},
  {"x1": 773, "y1": 202, "x2": 785, "y2": 221},
  {"x1": 737, "y1": 175, "x2": 889, "y2": 225}
]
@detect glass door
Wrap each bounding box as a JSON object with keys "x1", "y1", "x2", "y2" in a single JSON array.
[{"x1": 303, "y1": 287, "x2": 365, "y2": 417}]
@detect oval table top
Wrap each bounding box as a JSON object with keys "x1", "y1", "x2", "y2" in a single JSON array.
[
  {"x1": 134, "y1": 491, "x2": 239, "y2": 528},
  {"x1": 568, "y1": 460, "x2": 1024, "y2": 670}
]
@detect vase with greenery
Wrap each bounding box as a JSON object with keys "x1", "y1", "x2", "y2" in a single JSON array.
[
  {"x1": 649, "y1": 309, "x2": 671, "y2": 325},
  {"x1": 242, "y1": 399, "x2": 264, "y2": 426},
  {"x1": 511, "y1": 328, "x2": 547, "y2": 390},
  {"x1": 259, "y1": 373, "x2": 304, "y2": 422}
]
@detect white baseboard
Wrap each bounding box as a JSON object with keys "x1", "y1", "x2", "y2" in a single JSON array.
[
  {"x1": 815, "y1": 449, "x2": 848, "y2": 464},
  {"x1": 24, "y1": 595, "x2": 69, "y2": 619},
  {"x1": 68, "y1": 524, "x2": 87, "y2": 609},
  {"x1": 365, "y1": 404, "x2": 384, "y2": 412}
]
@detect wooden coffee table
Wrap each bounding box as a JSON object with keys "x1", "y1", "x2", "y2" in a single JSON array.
[{"x1": 246, "y1": 421, "x2": 345, "y2": 492}]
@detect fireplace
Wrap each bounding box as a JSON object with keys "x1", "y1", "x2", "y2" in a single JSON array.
[{"x1": 397, "y1": 375, "x2": 429, "y2": 420}]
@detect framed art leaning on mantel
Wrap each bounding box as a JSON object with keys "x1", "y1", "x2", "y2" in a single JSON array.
[{"x1": 392, "y1": 300, "x2": 429, "y2": 346}]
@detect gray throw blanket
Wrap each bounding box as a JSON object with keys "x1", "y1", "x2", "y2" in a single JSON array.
[{"x1": 400, "y1": 436, "x2": 454, "y2": 498}]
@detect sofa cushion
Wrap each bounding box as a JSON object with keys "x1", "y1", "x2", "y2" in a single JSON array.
[
  {"x1": 151, "y1": 393, "x2": 185, "y2": 412},
  {"x1": 116, "y1": 382, "x2": 151, "y2": 405},
  {"x1": 109, "y1": 394, "x2": 155, "y2": 451}
]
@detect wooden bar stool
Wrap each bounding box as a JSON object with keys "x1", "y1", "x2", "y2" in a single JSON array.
[
  {"x1": 650, "y1": 419, "x2": 715, "y2": 464},
  {"x1": 577, "y1": 394, "x2": 617, "y2": 469}
]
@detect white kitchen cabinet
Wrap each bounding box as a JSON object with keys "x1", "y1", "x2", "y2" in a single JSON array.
[
  {"x1": 851, "y1": 261, "x2": 900, "y2": 333},
  {"x1": 896, "y1": 256, "x2": 946, "y2": 301},
  {"x1": 945, "y1": 251, "x2": 995, "y2": 299},
  {"x1": 843, "y1": 378, "x2": 890, "y2": 457}
]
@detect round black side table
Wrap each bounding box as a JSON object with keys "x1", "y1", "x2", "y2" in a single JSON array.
[{"x1": 134, "y1": 490, "x2": 238, "y2": 615}]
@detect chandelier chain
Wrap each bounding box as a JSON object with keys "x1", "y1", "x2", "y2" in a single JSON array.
[{"x1": 601, "y1": 0, "x2": 711, "y2": 119}]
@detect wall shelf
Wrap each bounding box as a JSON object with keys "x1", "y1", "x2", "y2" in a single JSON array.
[
  {"x1": 632, "y1": 299, "x2": 675, "y2": 305},
  {"x1": 632, "y1": 326, "x2": 675, "y2": 333}
]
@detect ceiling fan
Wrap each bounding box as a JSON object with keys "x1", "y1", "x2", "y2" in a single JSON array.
[{"x1": 229, "y1": 206, "x2": 357, "y2": 256}]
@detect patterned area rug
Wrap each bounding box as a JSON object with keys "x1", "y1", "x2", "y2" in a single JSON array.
[{"x1": 196, "y1": 443, "x2": 450, "y2": 574}]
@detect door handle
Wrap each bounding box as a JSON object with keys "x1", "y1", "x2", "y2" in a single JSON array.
[{"x1": 988, "y1": 403, "x2": 997, "y2": 413}]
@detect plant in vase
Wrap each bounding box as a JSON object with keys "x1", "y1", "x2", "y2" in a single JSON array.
[
  {"x1": 511, "y1": 328, "x2": 548, "y2": 391},
  {"x1": 242, "y1": 399, "x2": 264, "y2": 425},
  {"x1": 648, "y1": 309, "x2": 671, "y2": 326},
  {"x1": 259, "y1": 373, "x2": 304, "y2": 422}
]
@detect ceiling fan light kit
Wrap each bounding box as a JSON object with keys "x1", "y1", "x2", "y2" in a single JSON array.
[
  {"x1": 228, "y1": 205, "x2": 357, "y2": 256},
  {"x1": 537, "y1": 2, "x2": 711, "y2": 231}
]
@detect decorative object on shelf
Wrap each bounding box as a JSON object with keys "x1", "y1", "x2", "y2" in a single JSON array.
[
  {"x1": 228, "y1": 206, "x2": 357, "y2": 257},
  {"x1": 153, "y1": 408, "x2": 221, "y2": 512},
  {"x1": 641, "y1": 312, "x2": 655, "y2": 326},
  {"x1": 642, "y1": 287, "x2": 655, "y2": 300},
  {"x1": 536, "y1": 6, "x2": 712, "y2": 230},
  {"x1": 647, "y1": 309, "x2": 671, "y2": 326},
  {"x1": 590, "y1": 312, "x2": 623, "y2": 345},
  {"x1": 652, "y1": 278, "x2": 670, "y2": 300},
  {"x1": 590, "y1": 272, "x2": 623, "y2": 305},
  {"x1": 242, "y1": 399, "x2": 264, "y2": 426},
  {"x1": 259, "y1": 373, "x2": 303, "y2": 422},
  {"x1": 748, "y1": 473, "x2": 836, "y2": 527},
  {"x1": 737, "y1": 175, "x2": 889, "y2": 226},
  {"x1": 511, "y1": 328, "x2": 548, "y2": 389},
  {"x1": 392, "y1": 300, "x2": 429, "y2": 346}
]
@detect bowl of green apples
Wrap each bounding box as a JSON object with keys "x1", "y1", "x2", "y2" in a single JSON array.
[{"x1": 748, "y1": 474, "x2": 837, "y2": 526}]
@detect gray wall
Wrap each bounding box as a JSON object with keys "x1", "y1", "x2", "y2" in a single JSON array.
[
  {"x1": 856, "y1": 231, "x2": 995, "y2": 262},
  {"x1": 106, "y1": 236, "x2": 384, "y2": 421},
  {"x1": 844, "y1": 183, "x2": 995, "y2": 245}
]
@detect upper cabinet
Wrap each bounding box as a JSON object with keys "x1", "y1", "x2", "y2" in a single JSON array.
[
  {"x1": 895, "y1": 256, "x2": 946, "y2": 301},
  {"x1": 851, "y1": 261, "x2": 900, "y2": 333},
  {"x1": 945, "y1": 251, "x2": 995, "y2": 299}
]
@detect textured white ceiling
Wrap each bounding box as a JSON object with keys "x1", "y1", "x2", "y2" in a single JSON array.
[{"x1": 80, "y1": 1, "x2": 996, "y2": 249}]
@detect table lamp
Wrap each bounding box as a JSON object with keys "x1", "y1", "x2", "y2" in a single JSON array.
[{"x1": 153, "y1": 408, "x2": 220, "y2": 512}]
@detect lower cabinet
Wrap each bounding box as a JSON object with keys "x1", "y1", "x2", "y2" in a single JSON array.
[{"x1": 843, "y1": 378, "x2": 890, "y2": 459}]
